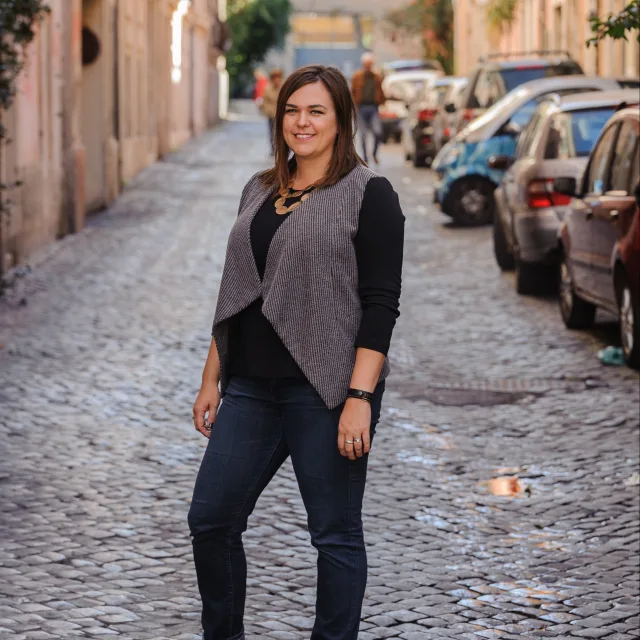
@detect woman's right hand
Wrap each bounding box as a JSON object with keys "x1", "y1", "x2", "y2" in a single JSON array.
[{"x1": 193, "y1": 382, "x2": 221, "y2": 439}]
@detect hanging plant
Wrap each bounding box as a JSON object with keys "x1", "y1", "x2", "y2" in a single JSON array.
[{"x1": 487, "y1": 0, "x2": 518, "y2": 31}]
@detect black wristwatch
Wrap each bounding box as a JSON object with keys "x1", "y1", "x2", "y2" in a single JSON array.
[{"x1": 347, "y1": 388, "x2": 374, "y2": 403}]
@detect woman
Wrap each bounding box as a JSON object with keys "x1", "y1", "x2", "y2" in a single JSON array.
[
  {"x1": 260, "y1": 68, "x2": 284, "y2": 154},
  {"x1": 188, "y1": 65, "x2": 405, "y2": 640}
]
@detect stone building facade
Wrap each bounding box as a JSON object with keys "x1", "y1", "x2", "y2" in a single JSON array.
[
  {"x1": 453, "y1": 0, "x2": 639, "y2": 79},
  {"x1": 0, "y1": 0, "x2": 228, "y2": 276}
]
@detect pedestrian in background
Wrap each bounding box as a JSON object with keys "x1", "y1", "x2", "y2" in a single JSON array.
[
  {"x1": 189, "y1": 64, "x2": 404, "y2": 639},
  {"x1": 351, "y1": 52, "x2": 385, "y2": 165},
  {"x1": 253, "y1": 68, "x2": 268, "y2": 109},
  {"x1": 260, "y1": 68, "x2": 284, "y2": 154}
]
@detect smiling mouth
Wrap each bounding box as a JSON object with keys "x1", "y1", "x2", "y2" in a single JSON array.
[{"x1": 294, "y1": 134, "x2": 315, "y2": 140}]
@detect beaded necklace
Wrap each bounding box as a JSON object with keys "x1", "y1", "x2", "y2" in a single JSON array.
[{"x1": 274, "y1": 183, "x2": 317, "y2": 215}]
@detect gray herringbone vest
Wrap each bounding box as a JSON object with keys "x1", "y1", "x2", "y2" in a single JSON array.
[{"x1": 212, "y1": 164, "x2": 390, "y2": 409}]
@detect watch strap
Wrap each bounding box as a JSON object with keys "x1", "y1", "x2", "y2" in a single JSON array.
[{"x1": 347, "y1": 388, "x2": 374, "y2": 403}]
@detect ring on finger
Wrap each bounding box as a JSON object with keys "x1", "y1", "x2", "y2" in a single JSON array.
[
  {"x1": 345, "y1": 439, "x2": 354, "y2": 444},
  {"x1": 354, "y1": 438, "x2": 362, "y2": 443}
]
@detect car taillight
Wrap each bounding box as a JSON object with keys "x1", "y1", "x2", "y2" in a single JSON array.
[
  {"x1": 526, "y1": 178, "x2": 572, "y2": 209},
  {"x1": 462, "y1": 108, "x2": 475, "y2": 123},
  {"x1": 379, "y1": 110, "x2": 395, "y2": 119},
  {"x1": 418, "y1": 108, "x2": 437, "y2": 121},
  {"x1": 443, "y1": 127, "x2": 450, "y2": 137}
]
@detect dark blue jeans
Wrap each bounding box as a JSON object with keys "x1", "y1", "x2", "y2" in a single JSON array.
[
  {"x1": 358, "y1": 104, "x2": 382, "y2": 163},
  {"x1": 188, "y1": 376, "x2": 385, "y2": 640}
]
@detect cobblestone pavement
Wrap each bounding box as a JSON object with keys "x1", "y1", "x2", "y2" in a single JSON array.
[{"x1": 1, "y1": 106, "x2": 639, "y2": 640}]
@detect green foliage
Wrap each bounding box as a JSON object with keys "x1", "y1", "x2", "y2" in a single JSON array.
[
  {"x1": 226, "y1": 0, "x2": 292, "y2": 91},
  {"x1": 386, "y1": 0, "x2": 454, "y2": 75},
  {"x1": 487, "y1": 0, "x2": 518, "y2": 31},
  {"x1": 0, "y1": 1, "x2": 50, "y2": 126},
  {"x1": 587, "y1": 0, "x2": 640, "y2": 46}
]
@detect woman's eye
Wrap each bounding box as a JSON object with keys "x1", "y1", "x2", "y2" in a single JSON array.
[
  {"x1": 285, "y1": 109, "x2": 296, "y2": 114},
  {"x1": 311, "y1": 110, "x2": 322, "y2": 115}
]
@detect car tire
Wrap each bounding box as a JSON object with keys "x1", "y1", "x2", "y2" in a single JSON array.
[
  {"x1": 559, "y1": 254, "x2": 596, "y2": 329},
  {"x1": 493, "y1": 214, "x2": 514, "y2": 271},
  {"x1": 394, "y1": 131, "x2": 402, "y2": 143},
  {"x1": 515, "y1": 260, "x2": 547, "y2": 295},
  {"x1": 448, "y1": 177, "x2": 495, "y2": 226},
  {"x1": 413, "y1": 154, "x2": 426, "y2": 168},
  {"x1": 381, "y1": 131, "x2": 389, "y2": 144},
  {"x1": 617, "y1": 273, "x2": 640, "y2": 370}
]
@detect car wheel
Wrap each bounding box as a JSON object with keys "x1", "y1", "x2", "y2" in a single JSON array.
[
  {"x1": 493, "y1": 214, "x2": 514, "y2": 271},
  {"x1": 413, "y1": 154, "x2": 426, "y2": 168},
  {"x1": 618, "y1": 274, "x2": 640, "y2": 369},
  {"x1": 559, "y1": 254, "x2": 596, "y2": 329},
  {"x1": 515, "y1": 260, "x2": 547, "y2": 295},
  {"x1": 381, "y1": 131, "x2": 389, "y2": 144},
  {"x1": 405, "y1": 150, "x2": 411, "y2": 161},
  {"x1": 448, "y1": 177, "x2": 495, "y2": 226}
]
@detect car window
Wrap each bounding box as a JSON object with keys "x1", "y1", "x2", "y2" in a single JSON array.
[
  {"x1": 584, "y1": 124, "x2": 619, "y2": 195},
  {"x1": 508, "y1": 98, "x2": 542, "y2": 131},
  {"x1": 609, "y1": 120, "x2": 638, "y2": 193},
  {"x1": 517, "y1": 103, "x2": 551, "y2": 158},
  {"x1": 545, "y1": 108, "x2": 616, "y2": 159},
  {"x1": 499, "y1": 61, "x2": 583, "y2": 92},
  {"x1": 474, "y1": 70, "x2": 502, "y2": 109}
]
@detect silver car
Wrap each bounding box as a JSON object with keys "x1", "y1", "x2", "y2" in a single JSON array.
[
  {"x1": 492, "y1": 89, "x2": 639, "y2": 294},
  {"x1": 434, "y1": 77, "x2": 468, "y2": 149}
]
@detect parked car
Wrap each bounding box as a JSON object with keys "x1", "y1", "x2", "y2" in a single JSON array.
[
  {"x1": 492, "y1": 89, "x2": 638, "y2": 294},
  {"x1": 379, "y1": 70, "x2": 443, "y2": 143},
  {"x1": 554, "y1": 106, "x2": 640, "y2": 369},
  {"x1": 456, "y1": 51, "x2": 583, "y2": 132},
  {"x1": 382, "y1": 59, "x2": 444, "y2": 76},
  {"x1": 432, "y1": 75, "x2": 623, "y2": 226},
  {"x1": 401, "y1": 76, "x2": 460, "y2": 167},
  {"x1": 433, "y1": 77, "x2": 468, "y2": 150}
]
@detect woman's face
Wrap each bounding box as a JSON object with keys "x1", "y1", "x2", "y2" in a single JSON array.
[{"x1": 282, "y1": 81, "x2": 338, "y2": 162}]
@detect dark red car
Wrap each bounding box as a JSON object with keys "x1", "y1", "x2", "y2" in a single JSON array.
[{"x1": 555, "y1": 106, "x2": 640, "y2": 369}]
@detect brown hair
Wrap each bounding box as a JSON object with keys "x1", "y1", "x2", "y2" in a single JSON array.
[{"x1": 260, "y1": 65, "x2": 364, "y2": 192}]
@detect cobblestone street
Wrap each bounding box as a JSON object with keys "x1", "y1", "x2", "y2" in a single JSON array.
[{"x1": 1, "y1": 109, "x2": 639, "y2": 640}]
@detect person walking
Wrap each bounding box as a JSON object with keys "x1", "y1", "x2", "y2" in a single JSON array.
[
  {"x1": 350, "y1": 52, "x2": 385, "y2": 165},
  {"x1": 253, "y1": 69, "x2": 268, "y2": 107},
  {"x1": 188, "y1": 64, "x2": 405, "y2": 640},
  {"x1": 260, "y1": 68, "x2": 284, "y2": 154}
]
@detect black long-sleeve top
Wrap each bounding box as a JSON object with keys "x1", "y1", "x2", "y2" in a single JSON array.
[{"x1": 227, "y1": 176, "x2": 404, "y2": 379}]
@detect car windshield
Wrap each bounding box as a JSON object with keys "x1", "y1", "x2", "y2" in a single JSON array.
[
  {"x1": 568, "y1": 108, "x2": 616, "y2": 156},
  {"x1": 462, "y1": 86, "x2": 530, "y2": 133},
  {"x1": 499, "y1": 62, "x2": 583, "y2": 91}
]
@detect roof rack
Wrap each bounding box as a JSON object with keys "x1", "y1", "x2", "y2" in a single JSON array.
[{"x1": 479, "y1": 50, "x2": 572, "y2": 62}]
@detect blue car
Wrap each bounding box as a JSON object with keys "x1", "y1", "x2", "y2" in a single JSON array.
[{"x1": 432, "y1": 75, "x2": 624, "y2": 226}]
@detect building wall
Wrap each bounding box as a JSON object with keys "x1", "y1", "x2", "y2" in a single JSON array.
[
  {"x1": 1, "y1": 0, "x2": 227, "y2": 274},
  {"x1": 0, "y1": 0, "x2": 65, "y2": 270},
  {"x1": 453, "y1": 0, "x2": 639, "y2": 79}
]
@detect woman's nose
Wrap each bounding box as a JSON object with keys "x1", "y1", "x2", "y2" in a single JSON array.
[{"x1": 297, "y1": 111, "x2": 310, "y2": 126}]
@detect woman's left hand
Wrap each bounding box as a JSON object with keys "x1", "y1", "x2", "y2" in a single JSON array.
[{"x1": 338, "y1": 398, "x2": 372, "y2": 460}]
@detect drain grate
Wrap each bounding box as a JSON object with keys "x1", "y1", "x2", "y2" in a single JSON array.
[
  {"x1": 399, "y1": 377, "x2": 606, "y2": 407},
  {"x1": 421, "y1": 387, "x2": 528, "y2": 407}
]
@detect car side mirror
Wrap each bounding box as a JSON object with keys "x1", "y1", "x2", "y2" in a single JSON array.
[
  {"x1": 554, "y1": 177, "x2": 577, "y2": 197},
  {"x1": 444, "y1": 102, "x2": 456, "y2": 114},
  {"x1": 487, "y1": 155, "x2": 514, "y2": 170}
]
